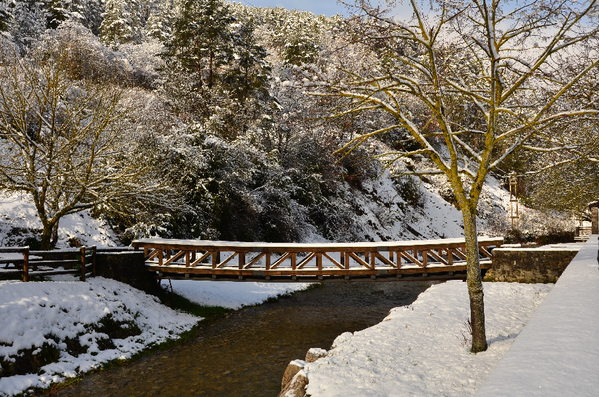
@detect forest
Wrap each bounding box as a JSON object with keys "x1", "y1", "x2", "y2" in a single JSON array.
[{"x1": 0, "y1": 0, "x2": 598, "y2": 251}]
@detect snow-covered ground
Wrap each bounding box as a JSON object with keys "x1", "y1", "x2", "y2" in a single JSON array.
[
  {"x1": 476, "y1": 237, "x2": 599, "y2": 396},
  {"x1": 162, "y1": 279, "x2": 311, "y2": 309},
  {"x1": 0, "y1": 276, "x2": 197, "y2": 396},
  {"x1": 302, "y1": 281, "x2": 552, "y2": 397},
  {"x1": 0, "y1": 275, "x2": 313, "y2": 396},
  {"x1": 0, "y1": 192, "x2": 119, "y2": 249}
]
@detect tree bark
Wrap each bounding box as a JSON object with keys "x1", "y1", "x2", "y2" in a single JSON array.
[
  {"x1": 462, "y1": 206, "x2": 487, "y2": 353},
  {"x1": 51, "y1": 221, "x2": 59, "y2": 248},
  {"x1": 41, "y1": 223, "x2": 53, "y2": 250},
  {"x1": 40, "y1": 220, "x2": 58, "y2": 250}
]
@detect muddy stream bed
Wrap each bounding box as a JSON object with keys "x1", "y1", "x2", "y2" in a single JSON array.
[{"x1": 51, "y1": 281, "x2": 434, "y2": 397}]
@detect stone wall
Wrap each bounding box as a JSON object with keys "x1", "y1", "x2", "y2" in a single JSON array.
[
  {"x1": 485, "y1": 247, "x2": 579, "y2": 283},
  {"x1": 95, "y1": 251, "x2": 160, "y2": 295}
]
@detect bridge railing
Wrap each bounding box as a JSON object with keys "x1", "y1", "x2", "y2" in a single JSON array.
[{"x1": 132, "y1": 237, "x2": 503, "y2": 281}]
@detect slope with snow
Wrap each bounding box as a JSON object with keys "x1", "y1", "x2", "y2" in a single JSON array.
[
  {"x1": 0, "y1": 192, "x2": 119, "y2": 249},
  {"x1": 0, "y1": 276, "x2": 198, "y2": 396}
]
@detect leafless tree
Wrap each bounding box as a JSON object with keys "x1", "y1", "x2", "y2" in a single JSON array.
[
  {"x1": 308, "y1": 0, "x2": 599, "y2": 352},
  {"x1": 0, "y1": 40, "x2": 175, "y2": 249}
]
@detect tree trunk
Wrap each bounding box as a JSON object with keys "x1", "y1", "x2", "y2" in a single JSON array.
[
  {"x1": 40, "y1": 220, "x2": 58, "y2": 250},
  {"x1": 462, "y1": 207, "x2": 487, "y2": 353},
  {"x1": 51, "y1": 220, "x2": 59, "y2": 248}
]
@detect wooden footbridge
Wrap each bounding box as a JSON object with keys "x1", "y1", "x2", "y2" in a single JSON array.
[{"x1": 132, "y1": 237, "x2": 503, "y2": 282}]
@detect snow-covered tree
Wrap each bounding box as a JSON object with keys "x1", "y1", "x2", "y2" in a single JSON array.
[
  {"x1": 309, "y1": 0, "x2": 599, "y2": 352},
  {"x1": 2, "y1": 0, "x2": 47, "y2": 49},
  {"x1": 0, "y1": 38, "x2": 174, "y2": 249},
  {"x1": 145, "y1": 0, "x2": 179, "y2": 42},
  {"x1": 165, "y1": 0, "x2": 235, "y2": 89},
  {"x1": 528, "y1": 160, "x2": 599, "y2": 221},
  {"x1": 100, "y1": 0, "x2": 143, "y2": 48}
]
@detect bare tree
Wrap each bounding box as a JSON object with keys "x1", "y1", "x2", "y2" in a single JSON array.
[
  {"x1": 308, "y1": 0, "x2": 599, "y2": 352},
  {"x1": 0, "y1": 40, "x2": 175, "y2": 249}
]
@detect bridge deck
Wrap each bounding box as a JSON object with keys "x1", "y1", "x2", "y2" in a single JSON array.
[{"x1": 132, "y1": 237, "x2": 502, "y2": 282}]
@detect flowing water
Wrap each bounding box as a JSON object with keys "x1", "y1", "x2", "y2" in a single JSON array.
[{"x1": 51, "y1": 281, "x2": 433, "y2": 397}]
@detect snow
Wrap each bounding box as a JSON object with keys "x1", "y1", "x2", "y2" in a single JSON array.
[
  {"x1": 476, "y1": 236, "x2": 599, "y2": 396},
  {"x1": 303, "y1": 281, "x2": 553, "y2": 397},
  {"x1": 136, "y1": 236, "x2": 502, "y2": 249},
  {"x1": 162, "y1": 279, "x2": 311, "y2": 309},
  {"x1": 0, "y1": 192, "x2": 119, "y2": 249},
  {"x1": 0, "y1": 276, "x2": 312, "y2": 396},
  {"x1": 0, "y1": 276, "x2": 198, "y2": 396}
]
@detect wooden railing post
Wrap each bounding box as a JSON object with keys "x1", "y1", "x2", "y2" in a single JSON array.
[
  {"x1": 239, "y1": 252, "x2": 245, "y2": 269},
  {"x1": 92, "y1": 246, "x2": 97, "y2": 276},
  {"x1": 22, "y1": 247, "x2": 29, "y2": 282},
  {"x1": 80, "y1": 246, "x2": 86, "y2": 281}
]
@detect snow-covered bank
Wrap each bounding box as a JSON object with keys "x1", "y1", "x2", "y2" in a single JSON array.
[
  {"x1": 162, "y1": 280, "x2": 311, "y2": 309},
  {"x1": 0, "y1": 275, "x2": 313, "y2": 396},
  {"x1": 0, "y1": 192, "x2": 119, "y2": 249},
  {"x1": 0, "y1": 277, "x2": 198, "y2": 396},
  {"x1": 302, "y1": 281, "x2": 552, "y2": 397},
  {"x1": 476, "y1": 236, "x2": 599, "y2": 396}
]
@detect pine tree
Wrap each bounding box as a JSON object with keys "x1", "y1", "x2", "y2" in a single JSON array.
[
  {"x1": 45, "y1": 0, "x2": 68, "y2": 29},
  {"x1": 164, "y1": 0, "x2": 234, "y2": 89},
  {"x1": 226, "y1": 18, "x2": 270, "y2": 102},
  {"x1": 0, "y1": 8, "x2": 9, "y2": 33},
  {"x1": 69, "y1": 0, "x2": 105, "y2": 35},
  {"x1": 100, "y1": 0, "x2": 142, "y2": 48},
  {"x1": 4, "y1": 0, "x2": 47, "y2": 49},
  {"x1": 145, "y1": 0, "x2": 178, "y2": 42}
]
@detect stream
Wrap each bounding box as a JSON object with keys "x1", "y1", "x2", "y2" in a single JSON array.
[{"x1": 51, "y1": 281, "x2": 434, "y2": 397}]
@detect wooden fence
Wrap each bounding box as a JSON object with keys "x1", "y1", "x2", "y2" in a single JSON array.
[
  {"x1": 0, "y1": 246, "x2": 97, "y2": 281},
  {"x1": 575, "y1": 226, "x2": 592, "y2": 242},
  {"x1": 132, "y1": 237, "x2": 503, "y2": 282}
]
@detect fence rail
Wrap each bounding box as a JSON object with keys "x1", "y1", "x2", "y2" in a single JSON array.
[
  {"x1": 575, "y1": 226, "x2": 592, "y2": 242},
  {"x1": 0, "y1": 246, "x2": 97, "y2": 281},
  {"x1": 132, "y1": 237, "x2": 503, "y2": 282}
]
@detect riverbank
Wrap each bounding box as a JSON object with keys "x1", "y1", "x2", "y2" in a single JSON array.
[
  {"x1": 50, "y1": 281, "x2": 433, "y2": 397},
  {"x1": 289, "y1": 281, "x2": 552, "y2": 397},
  {"x1": 0, "y1": 276, "x2": 556, "y2": 397},
  {"x1": 0, "y1": 276, "x2": 311, "y2": 396}
]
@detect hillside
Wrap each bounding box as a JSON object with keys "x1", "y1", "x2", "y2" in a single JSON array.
[
  {"x1": 0, "y1": 1, "x2": 580, "y2": 249},
  {"x1": 0, "y1": 168, "x2": 570, "y2": 249}
]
